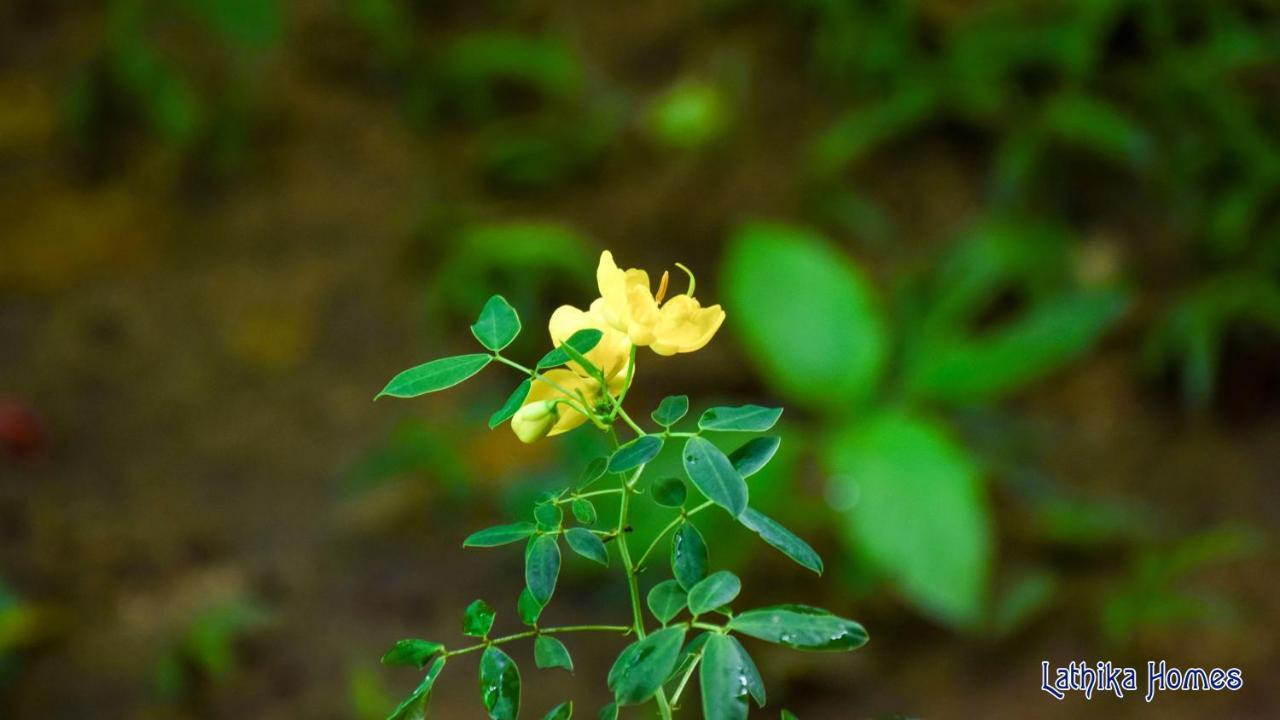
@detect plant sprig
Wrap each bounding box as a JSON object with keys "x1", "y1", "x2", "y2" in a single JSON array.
[{"x1": 377, "y1": 284, "x2": 866, "y2": 719}]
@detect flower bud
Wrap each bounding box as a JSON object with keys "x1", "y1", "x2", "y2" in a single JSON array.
[{"x1": 511, "y1": 400, "x2": 559, "y2": 444}]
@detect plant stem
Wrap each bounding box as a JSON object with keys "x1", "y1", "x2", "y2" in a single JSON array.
[
  {"x1": 603, "y1": 388, "x2": 646, "y2": 436},
  {"x1": 562, "y1": 488, "x2": 623, "y2": 502},
  {"x1": 615, "y1": 468, "x2": 647, "y2": 638},
  {"x1": 634, "y1": 514, "x2": 684, "y2": 571},
  {"x1": 633, "y1": 501, "x2": 714, "y2": 571},
  {"x1": 491, "y1": 354, "x2": 596, "y2": 419},
  {"x1": 668, "y1": 652, "x2": 703, "y2": 707},
  {"x1": 615, "y1": 464, "x2": 675, "y2": 719},
  {"x1": 616, "y1": 405, "x2": 647, "y2": 436},
  {"x1": 442, "y1": 624, "x2": 631, "y2": 658}
]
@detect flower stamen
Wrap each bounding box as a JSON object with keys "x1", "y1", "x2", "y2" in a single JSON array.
[{"x1": 655, "y1": 271, "x2": 671, "y2": 304}]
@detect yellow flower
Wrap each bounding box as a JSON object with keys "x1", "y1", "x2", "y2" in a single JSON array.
[
  {"x1": 513, "y1": 298, "x2": 630, "y2": 441},
  {"x1": 548, "y1": 298, "x2": 632, "y2": 381},
  {"x1": 596, "y1": 251, "x2": 725, "y2": 355}
]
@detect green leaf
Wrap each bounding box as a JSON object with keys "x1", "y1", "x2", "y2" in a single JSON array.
[
  {"x1": 471, "y1": 295, "x2": 521, "y2": 351},
  {"x1": 557, "y1": 338, "x2": 605, "y2": 381},
  {"x1": 534, "y1": 635, "x2": 574, "y2": 672},
  {"x1": 386, "y1": 655, "x2": 446, "y2": 720},
  {"x1": 377, "y1": 354, "x2": 492, "y2": 399},
  {"x1": 517, "y1": 588, "x2": 544, "y2": 627},
  {"x1": 462, "y1": 599, "x2": 496, "y2": 638},
  {"x1": 781, "y1": 712, "x2": 798, "y2": 720},
  {"x1": 537, "y1": 329, "x2": 604, "y2": 369},
  {"x1": 607, "y1": 626, "x2": 686, "y2": 705},
  {"x1": 571, "y1": 498, "x2": 597, "y2": 525},
  {"x1": 682, "y1": 437, "x2": 748, "y2": 517},
  {"x1": 738, "y1": 508, "x2": 823, "y2": 575},
  {"x1": 825, "y1": 413, "x2": 991, "y2": 627},
  {"x1": 464, "y1": 523, "x2": 536, "y2": 548},
  {"x1": 906, "y1": 291, "x2": 1127, "y2": 403},
  {"x1": 651, "y1": 395, "x2": 689, "y2": 427},
  {"x1": 577, "y1": 457, "x2": 608, "y2": 490},
  {"x1": 598, "y1": 703, "x2": 618, "y2": 720},
  {"x1": 650, "y1": 477, "x2": 687, "y2": 508},
  {"x1": 687, "y1": 571, "x2": 741, "y2": 615},
  {"x1": 700, "y1": 634, "x2": 753, "y2": 720},
  {"x1": 732, "y1": 636, "x2": 765, "y2": 706},
  {"x1": 542, "y1": 701, "x2": 574, "y2": 720},
  {"x1": 525, "y1": 535, "x2": 562, "y2": 605},
  {"x1": 729, "y1": 605, "x2": 868, "y2": 651},
  {"x1": 728, "y1": 437, "x2": 781, "y2": 478},
  {"x1": 671, "y1": 522, "x2": 709, "y2": 590},
  {"x1": 381, "y1": 639, "x2": 444, "y2": 669},
  {"x1": 564, "y1": 528, "x2": 609, "y2": 567},
  {"x1": 489, "y1": 379, "x2": 532, "y2": 428},
  {"x1": 724, "y1": 223, "x2": 887, "y2": 407},
  {"x1": 646, "y1": 580, "x2": 688, "y2": 624},
  {"x1": 608, "y1": 435, "x2": 664, "y2": 474},
  {"x1": 698, "y1": 405, "x2": 783, "y2": 433},
  {"x1": 534, "y1": 503, "x2": 563, "y2": 530},
  {"x1": 479, "y1": 646, "x2": 521, "y2": 720}
]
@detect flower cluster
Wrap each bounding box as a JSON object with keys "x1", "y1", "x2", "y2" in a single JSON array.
[{"x1": 512, "y1": 252, "x2": 726, "y2": 443}]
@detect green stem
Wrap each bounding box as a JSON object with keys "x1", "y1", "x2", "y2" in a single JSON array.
[
  {"x1": 492, "y1": 353, "x2": 599, "y2": 424},
  {"x1": 618, "y1": 346, "x2": 638, "y2": 403},
  {"x1": 569, "y1": 488, "x2": 624, "y2": 501},
  {"x1": 634, "y1": 501, "x2": 713, "y2": 572},
  {"x1": 615, "y1": 469, "x2": 647, "y2": 637},
  {"x1": 615, "y1": 464, "x2": 675, "y2": 719},
  {"x1": 604, "y1": 390, "x2": 646, "y2": 437},
  {"x1": 443, "y1": 624, "x2": 631, "y2": 658},
  {"x1": 600, "y1": 349, "x2": 646, "y2": 437},
  {"x1": 668, "y1": 652, "x2": 703, "y2": 707},
  {"x1": 634, "y1": 514, "x2": 683, "y2": 571}
]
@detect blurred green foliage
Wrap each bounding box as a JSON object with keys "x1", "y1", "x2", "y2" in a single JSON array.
[
  {"x1": 430, "y1": 222, "x2": 594, "y2": 325},
  {"x1": 1145, "y1": 273, "x2": 1280, "y2": 406},
  {"x1": 0, "y1": 581, "x2": 38, "y2": 687},
  {"x1": 152, "y1": 597, "x2": 270, "y2": 705},
  {"x1": 775, "y1": 0, "x2": 1280, "y2": 408},
  {"x1": 902, "y1": 221, "x2": 1127, "y2": 403},
  {"x1": 67, "y1": 0, "x2": 281, "y2": 172},
  {"x1": 724, "y1": 221, "x2": 1126, "y2": 627},
  {"x1": 1102, "y1": 525, "x2": 1262, "y2": 644},
  {"x1": 645, "y1": 80, "x2": 733, "y2": 151}
]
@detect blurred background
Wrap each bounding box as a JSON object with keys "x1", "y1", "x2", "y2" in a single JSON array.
[{"x1": 1, "y1": 0, "x2": 1278, "y2": 717}]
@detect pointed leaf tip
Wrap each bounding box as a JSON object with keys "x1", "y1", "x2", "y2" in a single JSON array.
[{"x1": 378, "y1": 354, "x2": 491, "y2": 399}]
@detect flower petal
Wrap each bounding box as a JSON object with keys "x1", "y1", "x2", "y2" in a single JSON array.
[
  {"x1": 550, "y1": 301, "x2": 632, "y2": 380},
  {"x1": 625, "y1": 283, "x2": 660, "y2": 346},
  {"x1": 650, "y1": 295, "x2": 726, "y2": 355},
  {"x1": 597, "y1": 251, "x2": 633, "y2": 332}
]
